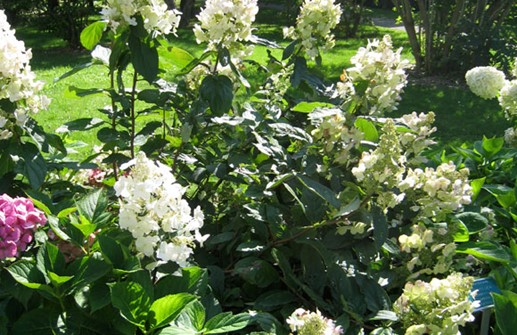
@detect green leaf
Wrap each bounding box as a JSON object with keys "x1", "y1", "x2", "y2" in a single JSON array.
[
  {"x1": 452, "y1": 220, "x2": 469, "y2": 242},
  {"x1": 493, "y1": 291, "x2": 517, "y2": 335},
  {"x1": 18, "y1": 143, "x2": 47, "y2": 190},
  {"x1": 69, "y1": 255, "x2": 111, "y2": 293},
  {"x1": 291, "y1": 101, "x2": 334, "y2": 113},
  {"x1": 301, "y1": 245, "x2": 326, "y2": 294},
  {"x1": 148, "y1": 294, "x2": 197, "y2": 330},
  {"x1": 456, "y1": 212, "x2": 488, "y2": 234},
  {"x1": 129, "y1": 31, "x2": 159, "y2": 83},
  {"x1": 11, "y1": 308, "x2": 60, "y2": 335},
  {"x1": 48, "y1": 271, "x2": 74, "y2": 287},
  {"x1": 372, "y1": 205, "x2": 388, "y2": 250},
  {"x1": 65, "y1": 85, "x2": 105, "y2": 99},
  {"x1": 181, "y1": 300, "x2": 206, "y2": 331},
  {"x1": 456, "y1": 241, "x2": 512, "y2": 263},
  {"x1": 36, "y1": 242, "x2": 66, "y2": 276},
  {"x1": 61, "y1": 118, "x2": 105, "y2": 132},
  {"x1": 98, "y1": 235, "x2": 125, "y2": 267},
  {"x1": 76, "y1": 189, "x2": 111, "y2": 226},
  {"x1": 80, "y1": 21, "x2": 106, "y2": 50},
  {"x1": 160, "y1": 45, "x2": 195, "y2": 70},
  {"x1": 204, "y1": 312, "x2": 251, "y2": 334},
  {"x1": 369, "y1": 310, "x2": 398, "y2": 322},
  {"x1": 296, "y1": 175, "x2": 341, "y2": 209},
  {"x1": 200, "y1": 75, "x2": 234, "y2": 116},
  {"x1": 482, "y1": 136, "x2": 504, "y2": 157},
  {"x1": 355, "y1": 117, "x2": 379, "y2": 142},
  {"x1": 470, "y1": 177, "x2": 486, "y2": 201},
  {"x1": 254, "y1": 291, "x2": 297, "y2": 311},
  {"x1": 282, "y1": 40, "x2": 298, "y2": 60},
  {"x1": 111, "y1": 281, "x2": 152, "y2": 329},
  {"x1": 233, "y1": 257, "x2": 278, "y2": 288},
  {"x1": 7, "y1": 260, "x2": 57, "y2": 298},
  {"x1": 89, "y1": 282, "x2": 111, "y2": 313}
]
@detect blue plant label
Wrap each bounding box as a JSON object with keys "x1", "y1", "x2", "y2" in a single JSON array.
[{"x1": 470, "y1": 277, "x2": 501, "y2": 312}]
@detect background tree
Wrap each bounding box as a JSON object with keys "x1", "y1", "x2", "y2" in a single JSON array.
[{"x1": 393, "y1": 0, "x2": 516, "y2": 75}]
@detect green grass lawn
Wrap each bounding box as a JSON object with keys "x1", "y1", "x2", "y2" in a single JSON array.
[{"x1": 14, "y1": 7, "x2": 509, "y2": 156}]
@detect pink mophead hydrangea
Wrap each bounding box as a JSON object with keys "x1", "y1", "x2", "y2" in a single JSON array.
[{"x1": 0, "y1": 194, "x2": 46, "y2": 259}]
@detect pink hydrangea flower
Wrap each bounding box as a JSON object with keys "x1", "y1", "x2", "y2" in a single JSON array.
[{"x1": 0, "y1": 194, "x2": 46, "y2": 259}]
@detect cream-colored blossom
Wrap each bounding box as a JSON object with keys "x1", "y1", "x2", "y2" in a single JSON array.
[
  {"x1": 0, "y1": 10, "x2": 49, "y2": 138},
  {"x1": 337, "y1": 35, "x2": 411, "y2": 116},
  {"x1": 394, "y1": 273, "x2": 478, "y2": 335},
  {"x1": 287, "y1": 308, "x2": 343, "y2": 335},
  {"x1": 499, "y1": 79, "x2": 517, "y2": 120},
  {"x1": 284, "y1": 0, "x2": 342, "y2": 60},
  {"x1": 193, "y1": 0, "x2": 258, "y2": 60},
  {"x1": 114, "y1": 152, "x2": 208, "y2": 267},
  {"x1": 465, "y1": 66, "x2": 506, "y2": 99},
  {"x1": 101, "y1": 0, "x2": 181, "y2": 36}
]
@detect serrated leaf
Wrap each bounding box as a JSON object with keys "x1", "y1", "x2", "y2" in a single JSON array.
[
  {"x1": 200, "y1": 75, "x2": 234, "y2": 116},
  {"x1": 80, "y1": 21, "x2": 106, "y2": 50},
  {"x1": 129, "y1": 31, "x2": 158, "y2": 83},
  {"x1": 111, "y1": 281, "x2": 151, "y2": 329},
  {"x1": 76, "y1": 189, "x2": 111, "y2": 226},
  {"x1": 456, "y1": 241, "x2": 511, "y2": 263},
  {"x1": 355, "y1": 117, "x2": 379, "y2": 142},
  {"x1": 148, "y1": 293, "x2": 196, "y2": 330},
  {"x1": 204, "y1": 312, "x2": 250, "y2": 334}
]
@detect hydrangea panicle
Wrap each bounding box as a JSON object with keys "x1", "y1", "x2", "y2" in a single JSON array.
[
  {"x1": 337, "y1": 35, "x2": 411, "y2": 116},
  {"x1": 0, "y1": 194, "x2": 47, "y2": 259},
  {"x1": 193, "y1": 0, "x2": 259, "y2": 60},
  {"x1": 101, "y1": 0, "x2": 181, "y2": 37},
  {"x1": 394, "y1": 273, "x2": 479, "y2": 335},
  {"x1": 287, "y1": 308, "x2": 343, "y2": 335},
  {"x1": 114, "y1": 152, "x2": 208, "y2": 267},
  {"x1": 0, "y1": 10, "x2": 49, "y2": 139},
  {"x1": 283, "y1": 0, "x2": 342, "y2": 60}
]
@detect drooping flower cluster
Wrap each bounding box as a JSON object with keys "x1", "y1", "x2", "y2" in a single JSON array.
[
  {"x1": 286, "y1": 308, "x2": 343, "y2": 335},
  {"x1": 398, "y1": 222, "x2": 456, "y2": 275},
  {"x1": 0, "y1": 194, "x2": 47, "y2": 259},
  {"x1": 283, "y1": 0, "x2": 342, "y2": 59},
  {"x1": 114, "y1": 152, "x2": 208, "y2": 267},
  {"x1": 0, "y1": 10, "x2": 49, "y2": 140},
  {"x1": 193, "y1": 0, "x2": 259, "y2": 60},
  {"x1": 351, "y1": 115, "x2": 471, "y2": 218},
  {"x1": 309, "y1": 108, "x2": 363, "y2": 165},
  {"x1": 504, "y1": 126, "x2": 517, "y2": 147},
  {"x1": 465, "y1": 66, "x2": 506, "y2": 100},
  {"x1": 393, "y1": 273, "x2": 479, "y2": 335},
  {"x1": 499, "y1": 79, "x2": 517, "y2": 120},
  {"x1": 399, "y1": 162, "x2": 471, "y2": 221},
  {"x1": 337, "y1": 35, "x2": 411, "y2": 116},
  {"x1": 101, "y1": 0, "x2": 181, "y2": 37}
]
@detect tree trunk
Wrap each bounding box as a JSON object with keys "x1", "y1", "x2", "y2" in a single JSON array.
[
  {"x1": 179, "y1": 0, "x2": 195, "y2": 28},
  {"x1": 392, "y1": 0, "x2": 423, "y2": 72}
]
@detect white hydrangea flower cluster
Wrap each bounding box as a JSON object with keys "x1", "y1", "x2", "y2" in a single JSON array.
[
  {"x1": 337, "y1": 35, "x2": 411, "y2": 116},
  {"x1": 352, "y1": 119, "x2": 406, "y2": 209},
  {"x1": 398, "y1": 223, "x2": 456, "y2": 276},
  {"x1": 114, "y1": 152, "x2": 208, "y2": 267},
  {"x1": 393, "y1": 273, "x2": 479, "y2": 335},
  {"x1": 310, "y1": 109, "x2": 364, "y2": 165},
  {"x1": 499, "y1": 79, "x2": 517, "y2": 120},
  {"x1": 398, "y1": 162, "x2": 472, "y2": 221},
  {"x1": 283, "y1": 0, "x2": 342, "y2": 59},
  {"x1": 465, "y1": 66, "x2": 507, "y2": 99},
  {"x1": 0, "y1": 10, "x2": 49, "y2": 140},
  {"x1": 397, "y1": 112, "x2": 437, "y2": 163},
  {"x1": 286, "y1": 308, "x2": 343, "y2": 335},
  {"x1": 193, "y1": 0, "x2": 259, "y2": 60},
  {"x1": 101, "y1": 0, "x2": 181, "y2": 37},
  {"x1": 504, "y1": 126, "x2": 517, "y2": 147}
]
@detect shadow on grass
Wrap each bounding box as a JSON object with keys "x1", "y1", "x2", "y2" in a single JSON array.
[{"x1": 395, "y1": 84, "x2": 510, "y2": 146}]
